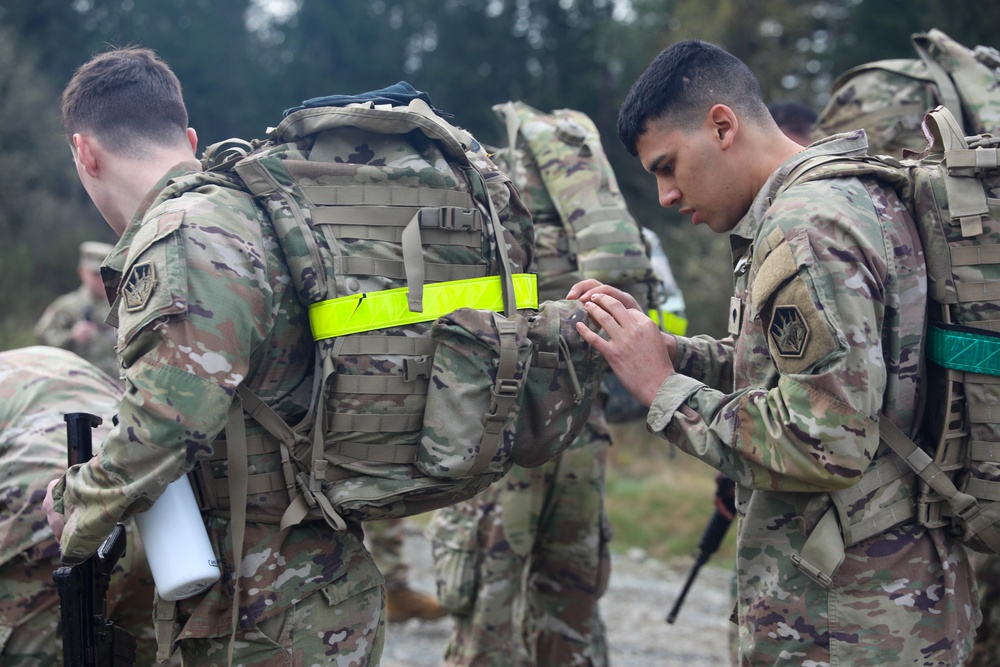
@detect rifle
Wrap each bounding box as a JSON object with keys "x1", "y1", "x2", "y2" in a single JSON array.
[
  {"x1": 666, "y1": 474, "x2": 735, "y2": 624},
  {"x1": 53, "y1": 412, "x2": 137, "y2": 667}
]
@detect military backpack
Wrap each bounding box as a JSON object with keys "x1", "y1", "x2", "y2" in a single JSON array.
[
  {"x1": 814, "y1": 28, "x2": 1000, "y2": 157},
  {"x1": 179, "y1": 85, "x2": 605, "y2": 535},
  {"x1": 781, "y1": 105, "x2": 1000, "y2": 588}
]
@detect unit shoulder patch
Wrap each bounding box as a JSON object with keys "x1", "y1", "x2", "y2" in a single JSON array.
[
  {"x1": 123, "y1": 262, "x2": 157, "y2": 312},
  {"x1": 768, "y1": 305, "x2": 810, "y2": 357},
  {"x1": 763, "y1": 276, "x2": 838, "y2": 375}
]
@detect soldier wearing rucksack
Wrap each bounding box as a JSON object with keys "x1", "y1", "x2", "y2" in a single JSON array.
[
  {"x1": 45, "y1": 46, "x2": 605, "y2": 666},
  {"x1": 815, "y1": 28, "x2": 1000, "y2": 667},
  {"x1": 571, "y1": 38, "x2": 980, "y2": 665}
]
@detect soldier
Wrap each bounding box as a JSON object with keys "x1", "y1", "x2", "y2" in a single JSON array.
[
  {"x1": 42, "y1": 47, "x2": 384, "y2": 665},
  {"x1": 569, "y1": 39, "x2": 980, "y2": 665},
  {"x1": 34, "y1": 241, "x2": 120, "y2": 382},
  {"x1": 0, "y1": 346, "x2": 163, "y2": 666},
  {"x1": 364, "y1": 518, "x2": 446, "y2": 623}
]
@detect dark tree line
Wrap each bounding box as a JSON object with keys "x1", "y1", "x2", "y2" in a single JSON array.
[{"x1": 1, "y1": 0, "x2": 997, "y2": 345}]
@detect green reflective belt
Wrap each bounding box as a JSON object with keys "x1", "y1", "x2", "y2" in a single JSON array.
[
  {"x1": 309, "y1": 273, "x2": 538, "y2": 340},
  {"x1": 928, "y1": 323, "x2": 1000, "y2": 377},
  {"x1": 649, "y1": 308, "x2": 689, "y2": 336}
]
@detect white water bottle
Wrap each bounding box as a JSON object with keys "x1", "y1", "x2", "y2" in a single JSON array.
[{"x1": 133, "y1": 475, "x2": 221, "y2": 601}]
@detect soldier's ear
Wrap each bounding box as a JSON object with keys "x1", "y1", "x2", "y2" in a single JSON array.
[{"x1": 73, "y1": 134, "x2": 100, "y2": 178}]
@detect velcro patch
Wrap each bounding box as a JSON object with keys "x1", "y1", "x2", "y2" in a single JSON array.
[{"x1": 765, "y1": 276, "x2": 837, "y2": 374}]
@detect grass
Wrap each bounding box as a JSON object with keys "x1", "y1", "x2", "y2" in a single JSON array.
[{"x1": 605, "y1": 419, "x2": 736, "y2": 568}]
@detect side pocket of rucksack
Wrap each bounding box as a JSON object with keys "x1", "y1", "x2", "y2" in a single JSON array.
[
  {"x1": 426, "y1": 504, "x2": 482, "y2": 616},
  {"x1": 510, "y1": 299, "x2": 608, "y2": 468},
  {"x1": 417, "y1": 309, "x2": 532, "y2": 479}
]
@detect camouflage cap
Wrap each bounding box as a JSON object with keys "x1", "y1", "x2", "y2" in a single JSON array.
[{"x1": 79, "y1": 241, "x2": 114, "y2": 271}]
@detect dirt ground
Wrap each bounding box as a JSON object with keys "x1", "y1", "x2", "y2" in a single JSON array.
[{"x1": 380, "y1": 521, "x2": 735, "y2": 667}]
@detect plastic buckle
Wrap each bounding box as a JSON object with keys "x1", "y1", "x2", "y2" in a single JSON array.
[{"x1": 403, "y1": 355, "x2": 431, "y2": 382}]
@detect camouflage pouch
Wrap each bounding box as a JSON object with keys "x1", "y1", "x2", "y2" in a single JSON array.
[
  {"x1": 427, "y1": 502, "x2": 481, "y2": 616},
  {"x1": 510, "y1": 299, "x2": 607, "y2": 468},
  {"x1": 418, "y1": 309, "x2": 532, "y2": 479}
]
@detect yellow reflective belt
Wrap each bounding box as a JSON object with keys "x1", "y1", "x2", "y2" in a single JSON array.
[
  {"x1": 309, "y1": 273, "x2": 539, "y2": 340},
  {"x1": 649, "y1": 309, "x2": 688, "y2": 336}
]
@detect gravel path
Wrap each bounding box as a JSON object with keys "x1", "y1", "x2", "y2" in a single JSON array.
[{"x1": 380, "y1": 522, "x2": 734, "y2": 667}]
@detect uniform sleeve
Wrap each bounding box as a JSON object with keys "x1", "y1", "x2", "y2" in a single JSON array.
[
  {"x1": 54, "y1": 195, "x2": 274, "y2": 561},
  {"x1": 649, "y1": 190, "x2": 889, "y2": 493},
  {"x1": 672, "y1": 334, "x2": 735, "y2": 390}
]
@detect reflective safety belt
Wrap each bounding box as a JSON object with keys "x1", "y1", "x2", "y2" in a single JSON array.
[
  {"x1": 309, "y1": 273, "x2": 539, "y2": 340},
  {"x1": 648, "y1": 308, "x2": 689, "y2": 336}
]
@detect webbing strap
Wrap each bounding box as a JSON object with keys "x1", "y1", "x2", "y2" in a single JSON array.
[
  {"x1": 324, "y1": 441, "x2": 419, "y2": 464},
  {"x1": 930, "y1": 109, "x2": 991, "y2": 226},
  {"x1": 300, "y1": 184, "x2": 475, "y2": 208},
  {"x1": 312, "y1": 203, "x2": 481, "y2": 228},
  {"x1": 577, "y1": 255, "x2": 652, "y2": 271},
  {"x1": 340, "y1": 256, "x2": 486, "y2": 283},
  {"x1": 790, "y1": 508, "x2": 844, "y2": 589},
  {"x1": 912, "y1": 35, "x2": 966, "y2": 135},
  {"x1": 402, "y1": 210, "x2": 427, "y2": 310},
  {"x1": 224, "y1": 396, "x2": 249, "y2": 666},
  {"x1": 327, "y1": 411, "x2": 423, "y2": 434},
  {"x1": 945, "y1": 147, "x2": 1000, "y2": 172},
  {"x1": 316, "y1": 222, "x2": 480, "y2": 247},
  {"x1": 955, "y1": 281, "x2": 1000, "y2": 304},
  {"x1": 964, "y1": 478, "x2": 1000, "y2": 502},
  {"x1": 971, "y1": 440, "x2": 1000, "y2": 461},
  {"x1": 337, "y1": 335, "x2": 435, "y2": 356},
  {"x1": 472, "y1": 315, "x2": 521, "y2": 475},
  {"x1": 331, "y1": 374, "x2": 429, "y2": 395},
  {"x1": 309, "y1": 273, "x2": 538, "y2": 340},
  {"x1": 951, "y1": 244, "x2": 1000, "y2": 266},
  {"x1": 571, "y1": 227, "x2": 651, "y2": 253},
  {"x1": 878, "y1": 415, "x2": 980, "y2": 520},
  {"x1": 154, "y1": 594, "x2": 177, "y2": 663}
]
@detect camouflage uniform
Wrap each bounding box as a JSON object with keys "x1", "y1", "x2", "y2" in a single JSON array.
[
  {"x1": 366, "y1": 519, "x2": 408, "y2": 591},
  {"x1": 50, "y1": 164, "x2": 385, "y2": 666},
  {"x1": 34, "y1": 242, "x2": 120, "y2": 382},
  {"x1": 650, "y1": 131, "x2": 980, "y2": 665},
  {"x1": 430, "y1": 414, "x2": 611, "y2": 667},
  {"x1": 0, "y1": 346, "x2": 163, "y2": 666}
]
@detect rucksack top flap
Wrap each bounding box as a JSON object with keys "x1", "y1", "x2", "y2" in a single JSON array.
[
  {"x1": 273, "y1": 100, "x2": 475, "y2": 166},
  {"x1": 915, "y1": 29, "x2": 1000, "y2": 135}
]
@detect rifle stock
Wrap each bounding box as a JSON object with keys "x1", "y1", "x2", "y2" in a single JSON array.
[{"x1": 54, "y1": 413, "x2": 136, "y2": 667}]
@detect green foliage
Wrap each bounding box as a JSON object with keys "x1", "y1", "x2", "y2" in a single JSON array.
[{"x1": 1, "y1": 0, "x2": 997, "y2": 349}]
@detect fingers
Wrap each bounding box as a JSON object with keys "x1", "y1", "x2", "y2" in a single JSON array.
[
  {"x1": 44, "y1": 478, "x2": 65, "y2": 541},
  {"x1": 566, "y1": 279, "x2": 604, "y2": 301}
]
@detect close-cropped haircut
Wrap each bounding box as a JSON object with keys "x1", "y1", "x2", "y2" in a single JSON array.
[
  {"x1": 618, "y1": 40, "x2": 771, "y2": 156},
  {"x1": 61, "y1": 47, "x2": 189, "y2": 158}
]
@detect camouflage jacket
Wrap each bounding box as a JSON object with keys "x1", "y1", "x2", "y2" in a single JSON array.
[
  {"x1": 34, "y1": 284, "x2": 119, "y2": 382},
  {"x1": 649, "y1": 132, "x2": 979, "y2": 664},
  {"x1": 51, "y1": 163, "x2": 381, "y2": 639},
  {"x1": 0, "y1": 346, "x2": 120, "y2": 567}
]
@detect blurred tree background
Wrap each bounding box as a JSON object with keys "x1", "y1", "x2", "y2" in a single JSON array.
[{"x1": 1, "y1": 0, "x2": 998, "y2": 348}]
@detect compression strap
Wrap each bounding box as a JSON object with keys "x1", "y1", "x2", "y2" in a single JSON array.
[{"x1": 309, "y1": 273, "x2": 538, "y2": 340}]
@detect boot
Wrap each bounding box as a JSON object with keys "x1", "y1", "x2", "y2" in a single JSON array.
[{"x1": 386, "y1": 586, "x2": 448, "y2": 622}]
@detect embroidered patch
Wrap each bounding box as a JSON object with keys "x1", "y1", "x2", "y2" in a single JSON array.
[
  {"x1": 769, "y1": 305, "x2": 810, "y2": 357},
  {"x1": 123, "y1": 262, "x2": 157, "y2": 312}
]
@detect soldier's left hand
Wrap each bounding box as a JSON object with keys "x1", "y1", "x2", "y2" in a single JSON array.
[
  {"x1": 43, "y1": 478, "x2": 65, "y2": 541},
  {"x1": 575, "y1": 292, "x2": 674, "y2": 406}
]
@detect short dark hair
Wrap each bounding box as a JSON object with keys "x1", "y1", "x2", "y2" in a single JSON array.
[
  {"x1": 617, "y1": 40, "x2": 770, "y2": 156},
  {"x1": 61, "y1": 46, "x2": 189, "y2": 158},
  {"x1": 767, "y1": 101, "x2": 817, "y2": 138}
]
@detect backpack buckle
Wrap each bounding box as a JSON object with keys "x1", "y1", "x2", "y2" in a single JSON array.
[{"x1": 419, "y1": 207, "x2": 479, "y2": 230}]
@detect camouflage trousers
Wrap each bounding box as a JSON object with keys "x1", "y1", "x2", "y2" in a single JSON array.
[
  {"x1": 0, "y1": 523, "x2": 164, "y2": 667},
  {"x1": 365, "y1": 518, "x2": 407, "y2": 591},
  {"x1": 429, "y1": 417, "x2": 612, "y2": 667},
  {"x1": 177, "y1": 583, "x2": 385, "y2": 666},
  {"x1": 968, "y1": 553, "x2": 1000, "y2": 667}
]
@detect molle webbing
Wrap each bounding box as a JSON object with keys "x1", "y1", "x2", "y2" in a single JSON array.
[{"x1": 309, "y1": 273, "x2": 538, "y2": 339}]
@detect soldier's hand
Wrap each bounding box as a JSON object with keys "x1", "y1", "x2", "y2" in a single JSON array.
[
  {"x1": 71, "y1": 320, "x2": 98, "y2": 344},
  {"x1": 575, "y1": 292, "x2": 674, "y2": 406},
  {"x1": 43, "y1": 478, "x2": 65, "y2": 541},
  {"x1": 567, "y1": 279, "x2": 642, "y2": 311}
]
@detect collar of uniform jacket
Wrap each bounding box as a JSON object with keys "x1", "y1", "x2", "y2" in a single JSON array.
[{"x1": 730, "y1": 129, "x2": 870, "y2": 245}]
